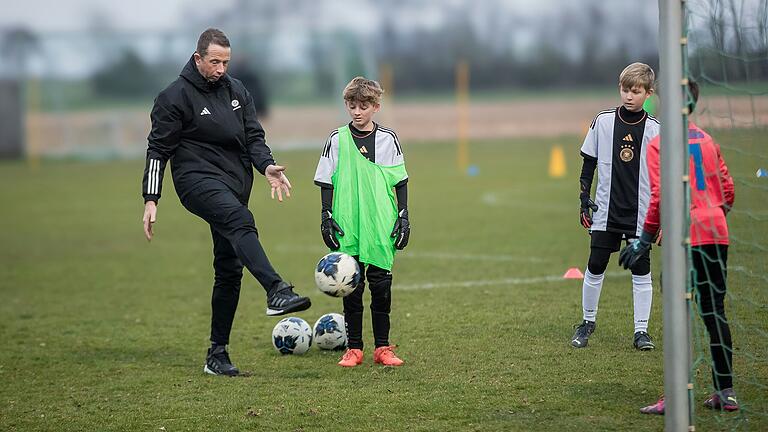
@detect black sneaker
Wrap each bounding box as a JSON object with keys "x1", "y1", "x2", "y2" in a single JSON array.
[
  {"x1": 571, "y1": 320, "x2": 596, "y2": 348},
  {"x1": 266, "y1": 281, "x2": 311, "y2": 316},
  {"x1": 204, "y1": 345, "x2": 239, "y2": 376},
  {"x1": 633, "y1": 331, "x2": 655, "y2": 350}
]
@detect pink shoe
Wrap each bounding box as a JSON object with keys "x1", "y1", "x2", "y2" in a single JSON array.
[
  {"x1": 373, "y1": 346, "x2": 404, "y2": 366},
  {"x1": 640, "y1": 396, "x2": 665, "y2": 415},
  {"x1": 703, "y1": 388, "x2": 739, "y2": 412},
  {"x1": 337, "y1": 349, "x2": 363, "y2": 367}
]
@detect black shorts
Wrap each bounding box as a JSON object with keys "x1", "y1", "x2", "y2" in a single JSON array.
[{"x1": 590, "y1": 231, "x2": 637, "y2": 252}]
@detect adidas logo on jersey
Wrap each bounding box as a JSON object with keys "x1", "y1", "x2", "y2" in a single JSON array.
[
  {"x1": 200, "y1": 107, "x2": 211, "y2": 116},
  {"x1": 622, "y1": 134, "x2": 633, "y2": 142},
  {"x1": 359, "y1": 145, "x2": 368, "y2": 154}
]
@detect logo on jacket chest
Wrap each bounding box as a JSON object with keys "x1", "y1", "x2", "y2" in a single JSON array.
[{"x1": 198, "y1": 100, "x2": 241, "y2": 117}]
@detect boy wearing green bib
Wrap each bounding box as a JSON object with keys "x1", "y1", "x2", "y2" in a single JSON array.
[{"x1": 313, "y1": 77, "x2": 410, "y2": 367}]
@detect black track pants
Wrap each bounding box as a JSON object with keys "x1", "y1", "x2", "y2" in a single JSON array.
[{"x1": 181, "y1": 181, "x2": 282, "y2": 344}]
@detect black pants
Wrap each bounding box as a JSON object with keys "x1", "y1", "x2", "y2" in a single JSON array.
[
  {"x1": 692, "y1": 244, "x2": 733, "y2": 391},
  {"x1": 181, "y1": 181, "x2": 282, "y2": 345},
  {"x1": 343, "y1": 257, "x2": 392, "y2": 350}
]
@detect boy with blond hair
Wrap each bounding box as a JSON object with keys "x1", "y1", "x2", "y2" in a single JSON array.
[
  {"x1": 571, "y1": 62, "x2": 661, "y2": 350},
  {"x1": 314, "y1": 77, "x2": 410, "y2": 367}
]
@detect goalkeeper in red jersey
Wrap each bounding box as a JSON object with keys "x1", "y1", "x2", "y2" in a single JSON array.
[{"x1": 619, "y1": 81, "x2": 738, "y2": 414}]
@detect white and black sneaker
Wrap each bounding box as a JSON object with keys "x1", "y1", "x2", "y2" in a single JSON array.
[
  {"x1": 571, "y1": 320, "x2": 596, "y2": 348},
  {"x1": 204, "y1": 345, "x2": 240, "y2": 376},
  {"x1": 633, "y1": 331, "x2": 655, "y2": 351},
  {"x1": 266, "y1": 281, "x2": 311, "y2": 316}
]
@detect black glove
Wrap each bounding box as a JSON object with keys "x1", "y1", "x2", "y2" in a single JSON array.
[
  {"x1": 321, "y1": 211, "x2": 344, "y2": 250},
  {"x1": 580, "y1": 195, "x2": 598, "y2": 229},
  {"x1": 618, "y1": 231, "x2": 654, "y2": 270},
  {"x1": 391, "y1": 209, "x2": 410, "y2": 250}
]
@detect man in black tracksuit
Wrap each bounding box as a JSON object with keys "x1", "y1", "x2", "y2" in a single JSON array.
[{"x1": 140, "y1": 28, "x2": 311, "y2": 376}]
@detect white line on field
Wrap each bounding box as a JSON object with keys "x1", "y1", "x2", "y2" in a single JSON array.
[
  {"x1": 393, "y1": 271, "x2": 626, "y2": 291},
  {"x1": 399, "y1": 251, "x2": 545, "y2": 263},
  {"x1": 275, "y1": 245, "x2": 545, "y2": 263},
  {"x1": 275, "y1": 245, "x2": 336, "y2": 254},
  {"x1": 481, "y1": 191, "x2": 571, "y2": 212}
]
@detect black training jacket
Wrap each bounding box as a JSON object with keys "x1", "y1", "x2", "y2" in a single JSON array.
[{"x1": 141, "y1": 55, "x2": 275, "y2": 203}]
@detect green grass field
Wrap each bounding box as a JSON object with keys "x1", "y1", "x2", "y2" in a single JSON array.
[{"x1": 1, "y1": 132, "x2": 766, "y2": 431}]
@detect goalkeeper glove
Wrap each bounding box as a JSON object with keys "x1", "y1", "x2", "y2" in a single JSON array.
[
  {"x1": 580, "y1": 195, "x2": 598, "y2": 229},
  {"x1": 391, "y1": 209, "x2": 410, "y2": 250},
  {"x1": 618, "y1": 230, "x2": 655, "y2": 270},
  {"x1": 320, "y1": 211, "x2": 344, "y2": 250}
]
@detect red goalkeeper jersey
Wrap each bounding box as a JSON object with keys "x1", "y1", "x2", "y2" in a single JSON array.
[{"x1": 644, "y1": 122, "x2": 735, "y2": 246}]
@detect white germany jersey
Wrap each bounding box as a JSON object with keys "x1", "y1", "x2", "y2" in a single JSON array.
[
  {"x1": 313, "y1": 124, "x2": 408, "y2": 186},
  {"x1": 580, "y1": 107, "x2": 660, "y2": 236}
]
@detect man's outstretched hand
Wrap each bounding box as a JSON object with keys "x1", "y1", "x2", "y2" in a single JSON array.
[
  {"x1": 143, "y1": 201, "x2": 157, "y2": 241},
  {"x1": 265, "y1": 164, "x2": 292, "y2": 202}
]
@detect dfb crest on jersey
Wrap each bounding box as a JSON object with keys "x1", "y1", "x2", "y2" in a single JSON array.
[{"x1": 620, "y1": 144, "x2": 635, "y2": 162}]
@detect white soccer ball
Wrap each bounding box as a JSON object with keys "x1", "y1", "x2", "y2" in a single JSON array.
[
  {"x1": 271, "y1": 317, "x2": 312, "y2": 355},
  {"x1": 314, "y1": 252, "x2": 361, "y2": 297},
  {"x1": 313, "y1": 313, "x2": 347, "y2": 350}
]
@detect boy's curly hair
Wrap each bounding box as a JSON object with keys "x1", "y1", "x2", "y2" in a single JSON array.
[
  {"x1": 619, "y1": 63, "x2": 655, "y2": 92},
  {"x1": 343, "y1": 77, "x2": 385, "y2": 105}
]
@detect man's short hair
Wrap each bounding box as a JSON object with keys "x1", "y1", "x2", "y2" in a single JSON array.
[
  {"x1": 619, "y1": 62, "x2": 655, "y2": 92},
  {"x1": 343, "y1": 77, "x2": 384, "y2": 105},
  {"x1": 197, "y1": 28, "x2": 230, "y2": 58}
]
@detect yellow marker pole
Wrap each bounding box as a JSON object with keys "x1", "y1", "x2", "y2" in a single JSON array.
[
  {"x1": 380, "y1": 63, "x2": 393, "y2": 100},
  {"x1": 27, "y1": 78, "x2": 41, "y2": 170},
  {"x1": 456, "y1": 60, "x2": 469, "y2": 173},
  {"x1": 548, "y1": 145, "x2": 567, "y2": 178},
  {"x1": 379, "y1": 63, "x2": 394, "y2": 126}
]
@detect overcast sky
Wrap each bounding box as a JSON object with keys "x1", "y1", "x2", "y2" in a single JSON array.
[
  {"x1": 0, "y1": 0, "x2": 233, "y2": 31},
  {"x1": 0, "y1": 0, "x2": 560, "y2": 32}
]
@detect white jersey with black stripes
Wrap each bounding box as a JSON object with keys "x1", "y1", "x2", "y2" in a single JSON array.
[
  {"x1": 314, "y1": 123, "x2": 407, "y2": 186},
  {"x1": 580, "y1": 107, "x2": 660, "y2": 236}
]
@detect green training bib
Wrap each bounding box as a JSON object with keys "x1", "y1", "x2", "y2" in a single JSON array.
[{"x1": 331, "y1": 126, "x2": 407, "y2": 271}]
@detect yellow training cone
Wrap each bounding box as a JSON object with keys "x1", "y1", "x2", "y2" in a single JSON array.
[{"x1": 549, "y1": 145, "x2": 566, "y2": 178}]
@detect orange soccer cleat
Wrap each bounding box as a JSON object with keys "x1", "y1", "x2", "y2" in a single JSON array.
[
  {"x1": 373, "y1": 346, "x2": 404, "y2": 367},
  {"x1": 337, "y1": 348, "x2": 364, "y2": 367}
]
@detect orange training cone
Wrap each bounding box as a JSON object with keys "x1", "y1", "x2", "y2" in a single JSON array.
[{"x1": 563, "y1": 267, "x2": 584, "y2": 279}]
